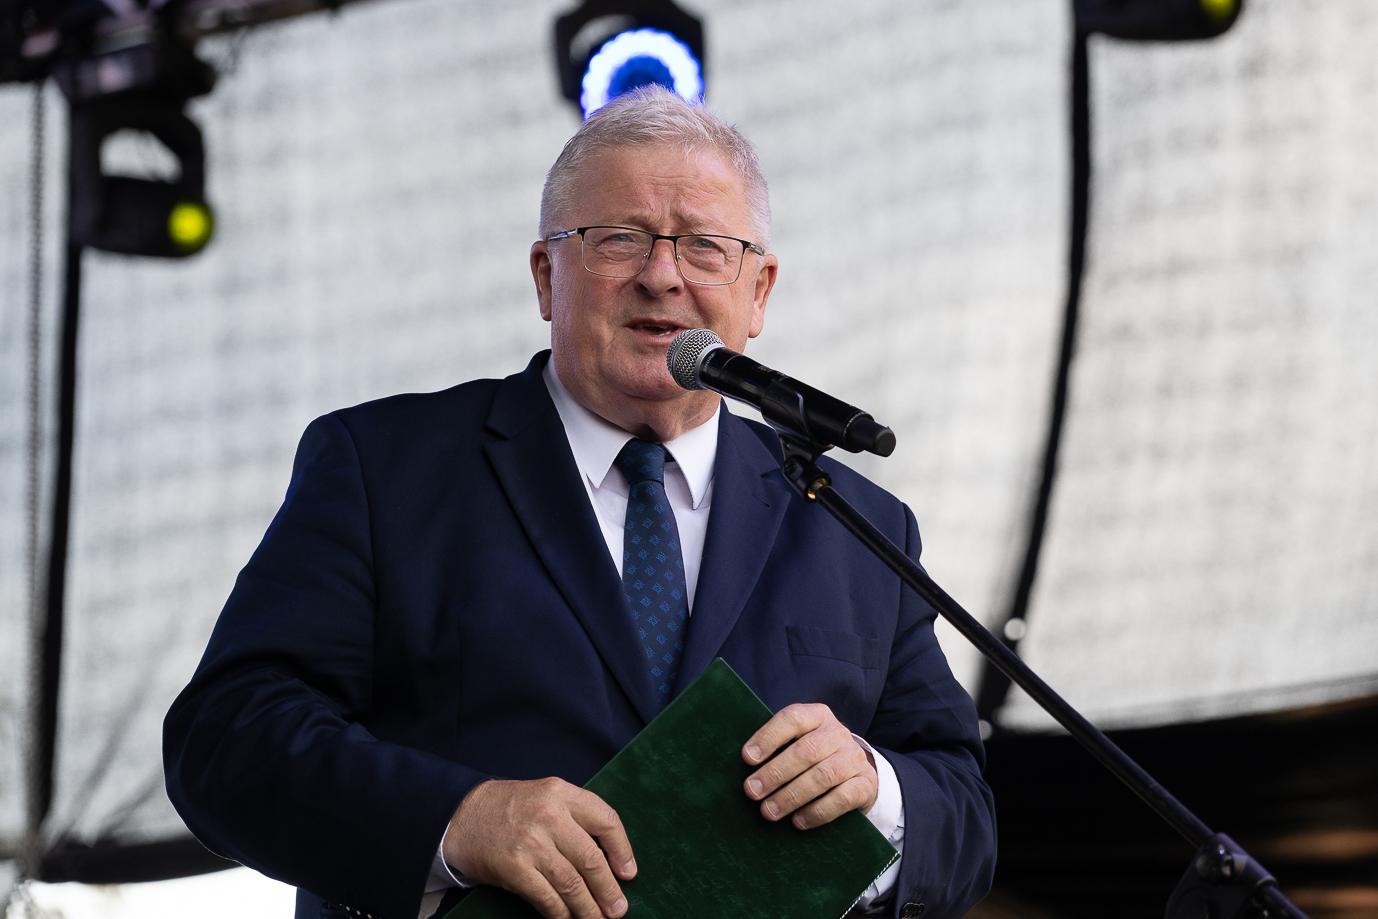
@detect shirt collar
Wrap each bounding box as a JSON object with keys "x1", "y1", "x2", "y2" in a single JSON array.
[{"x1": 542, "y1": 358, "x2": 719, "y2": 509}]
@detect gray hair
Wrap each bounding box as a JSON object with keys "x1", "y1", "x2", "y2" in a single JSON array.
[{"x1": 539, "y1": 86, "x2": 772, "y2": 246}]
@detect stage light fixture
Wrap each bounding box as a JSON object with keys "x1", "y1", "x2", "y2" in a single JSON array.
[
  {"x1": 5, "y1": 1, "x2": 383, "y2": 262},
  {"x1": 1074, "y1": 0, "x2": 1242, "y2": 40},
  {"x1": 65, "y1": 90, "x2": 216, "y2": 258},
  {"x1": 580, "y1": 26, "x2": 702, "y2": 117},
  {"x1": 553, "y1": 0, "x2": 706, "y2": 118}
]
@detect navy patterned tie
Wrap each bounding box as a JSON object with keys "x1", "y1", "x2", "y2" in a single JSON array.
[{"x1": 614, "y1": 438, "x2": 689, "y2": 705}]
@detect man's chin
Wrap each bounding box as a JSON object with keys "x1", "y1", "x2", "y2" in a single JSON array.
[
  {"x1": 606, "y1": 357, "x2": 683, "y2": 398},
  {"x1": 620, "y1": 378, "x2": 693, "y2": 405},
  {"x1": 608, "y1": 369, "x2": 712, "y2": 415}
]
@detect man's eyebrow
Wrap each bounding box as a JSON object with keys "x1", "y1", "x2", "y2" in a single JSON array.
[
  {"x1": 596, "y1": 215, "x2": 650, "y2": 231},
  {"x1": 603, "y1": 213, "x2": 718, "y2": 234},
  {"x1": 670, "y1": 213, "x2": 716, "y2": 234}
]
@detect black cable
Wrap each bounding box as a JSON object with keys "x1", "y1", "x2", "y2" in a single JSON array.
[
  {"x1": 29, "y1": 101, "x2": 84, "y2": 886},
  {"x1": 973, "y1": 31, "x2": 1093, "y2": 726},
  {"x1": 31, "y1": 244, "x2": 80, "y2": 866}
]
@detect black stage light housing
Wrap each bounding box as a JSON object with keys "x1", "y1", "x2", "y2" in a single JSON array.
[
  {"x1": 1074, "y1": 0, "x2": 1243, "y2": 41},
  {"x1": 65, "y1": 93, "x2": 214, "y2": 257},
  {"x1": 48, "y1": 7, "x2": 218, "y2": 258},
  {"x1": 4, "y1": 1, "x2": 380, "y2": 259},
  {"x1": 553, "y1": 0, "x2": 705, "y2": 117}
]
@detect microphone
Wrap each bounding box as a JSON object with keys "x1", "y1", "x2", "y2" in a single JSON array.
[{"x1": 666, "y1": 328, "x2": 896, "y2": 457}]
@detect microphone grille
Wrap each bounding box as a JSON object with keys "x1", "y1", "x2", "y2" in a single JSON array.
[{"x1": 666, "y1": 328, "x2": 724, "y2": 390}]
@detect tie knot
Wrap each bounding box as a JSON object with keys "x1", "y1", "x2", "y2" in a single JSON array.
[{"x1": 615, "y1": 438, "x2": 667, "y2": 486}]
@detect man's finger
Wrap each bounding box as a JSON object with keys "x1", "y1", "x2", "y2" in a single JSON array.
[
  {"x1": 742, "y1": 703, "x2": 827, "y2": 765},
  {"x1": 507, "y1": 866, "x2": 574, "y2": 919},
  {"x1": 539, "y1": 851, "x2": 608, "y2": 919},
  {"x1": 552, "y1": 829, "x2": 628, "y2": 918},
  {"x1": 569, "y1": 792, "x2": 637, "y2": 881},
  {"x1": 756, "y1": 747, "x2": 863, "y2": 821},
  {"x1": 789, "y1": 775, "x2": 877, "y2": 830},
  {"x1": 743, "y1": 720, "x2": 847, "y2": 802}
]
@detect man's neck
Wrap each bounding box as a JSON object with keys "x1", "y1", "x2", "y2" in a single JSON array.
[
  {"x1": 542, "y1": 357, "x2": 720, "y2": 510},
  {"x1": 544, "y1": 357, "x2": 718, "y2": 443}
]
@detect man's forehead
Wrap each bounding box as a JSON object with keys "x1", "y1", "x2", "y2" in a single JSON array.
[
  {"x1": 580, "y1": 143, "x2": 737, "y2": 183},
  {"x1": 570, "y1": 143, "x2": 748, "y2": 228}
]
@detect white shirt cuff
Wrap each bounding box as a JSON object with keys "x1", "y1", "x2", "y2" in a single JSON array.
[
  {"x1": 851, "y1": 735, "x2": 905, "y2": 911},
  {"x1": 425, "y1": 817, "x2": 472, "y2": 894}
]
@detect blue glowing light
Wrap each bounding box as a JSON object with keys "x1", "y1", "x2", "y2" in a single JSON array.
[{"x1": 581, "y1": 27, "x2": 704, "y2": 118}]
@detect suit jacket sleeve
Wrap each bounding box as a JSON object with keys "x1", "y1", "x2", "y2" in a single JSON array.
[
  {"x1": 163, "y1": 412, "x2": 485, "y2": 919},
  {"x1": 866, "y1": 505, "x2": 997, "y2": 918}
]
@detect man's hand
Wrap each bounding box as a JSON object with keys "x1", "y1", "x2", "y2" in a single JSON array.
[
  {"x1": 443, "y1": 778, "x2": 636, "y2": 919},
  {"x1": 741, "y1": 703, "x2": 879, "y2": 830}
]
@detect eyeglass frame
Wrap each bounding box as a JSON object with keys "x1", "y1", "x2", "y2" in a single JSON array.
[{"x1": 545, "y1": 225, "x2": 767, "y2": 286}]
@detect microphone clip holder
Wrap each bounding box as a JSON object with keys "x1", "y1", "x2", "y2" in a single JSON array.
[
  {"x1": 776, "y1": 431, "x2": 833, "y2": 502},
  {"x1": 1165, "y1": 833, "x2": 1279, "y2": 919},
  {"x1": 761, "y1": 384, "x2": 822, "y2": 459}
]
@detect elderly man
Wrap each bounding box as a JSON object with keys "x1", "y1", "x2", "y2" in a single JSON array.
[{"x1": 164, "y1": 86, "x2": 996, "y2": 919}]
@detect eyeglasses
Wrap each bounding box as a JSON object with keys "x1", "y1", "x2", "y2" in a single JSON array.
[{"x1": 546, "y1": 225, "x2": 766, "y2": 286}]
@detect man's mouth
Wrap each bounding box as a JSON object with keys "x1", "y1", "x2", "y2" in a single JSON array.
[{"x1": 627, "y1": 321, "x2": 685, "y2": 338}]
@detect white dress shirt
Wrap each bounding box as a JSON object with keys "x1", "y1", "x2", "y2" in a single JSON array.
[{"x1": 422, "y1": 363, "x2": 905, "y2": 915}]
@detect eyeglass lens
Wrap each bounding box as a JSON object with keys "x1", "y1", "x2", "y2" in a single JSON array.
[{"x1": 581, "y1": 227, "x2": 743, "y2": 284}]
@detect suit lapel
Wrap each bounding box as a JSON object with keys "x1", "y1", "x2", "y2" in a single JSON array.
[
  {"x1": 674, "y1": 411, "x2": 790, "y2": 693},
  {"x1": 482, "y1": 354, "x2": 660, "y2": 724}
]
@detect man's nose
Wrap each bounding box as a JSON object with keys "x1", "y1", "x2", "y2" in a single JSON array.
[{"x1": 636, "y1": 237, "x2": 684, "y2": 295}]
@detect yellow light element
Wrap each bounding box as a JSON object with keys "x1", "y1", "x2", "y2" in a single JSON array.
[
  {"x1": 1201, "y1": 0, "x2": 1236, "y2": 21},
  {"x1": 168, "y1": 201, "x2": 213, "y2": 252}
]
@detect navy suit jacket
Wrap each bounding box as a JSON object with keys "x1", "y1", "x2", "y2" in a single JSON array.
[{"x1": 164, "y1": 353, "x2": 996, "y2": 919}]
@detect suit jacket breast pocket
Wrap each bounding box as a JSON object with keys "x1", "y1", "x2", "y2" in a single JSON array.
[
  {"x1": 784, "y1": 625, "x2": 888, "y2": 723},
  {"x1": 785, "y1": 625, "x2": 887, "y2": 670}
]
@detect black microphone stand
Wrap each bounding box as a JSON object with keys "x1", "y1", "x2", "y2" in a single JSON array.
[{"x1": 771, "y1": 430, "x2": 1307, "y2": 919}]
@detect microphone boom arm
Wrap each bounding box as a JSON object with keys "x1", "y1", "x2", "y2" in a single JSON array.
[{"x1": 773, "y1": 433, "x2": 1307, "y2": 919}]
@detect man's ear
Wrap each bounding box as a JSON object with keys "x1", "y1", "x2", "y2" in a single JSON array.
[
  {"x1": 747, "y1": 252, "x2": 779, "y2": 339},
  {"x1": 531, "y1": 241, "x2": 554, "y2": 321}
]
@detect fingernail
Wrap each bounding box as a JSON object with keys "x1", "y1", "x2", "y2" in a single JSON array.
[
  {"x1": 762, "y1": 801, "x2": 778, "y2": 819},
  {"x1": 793, "y1": 814, "x2": 808, "y2": 830},
  {"x1": 745, "y1": 744, "x2": 761, "y2": 762},
  {"x1": 610, "y1": 897, "x2": 628, "y2": 917},
  {"x1": 623, "y1": 859, "x2": 637, "y2": 876},
  {"x1": 746, "y1": 777, "x2": 763, "y2": 798}
]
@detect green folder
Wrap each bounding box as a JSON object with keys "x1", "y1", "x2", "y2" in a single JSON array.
[{"x1": 443, "y1": 658, "x2": 898, "y2": 919}]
